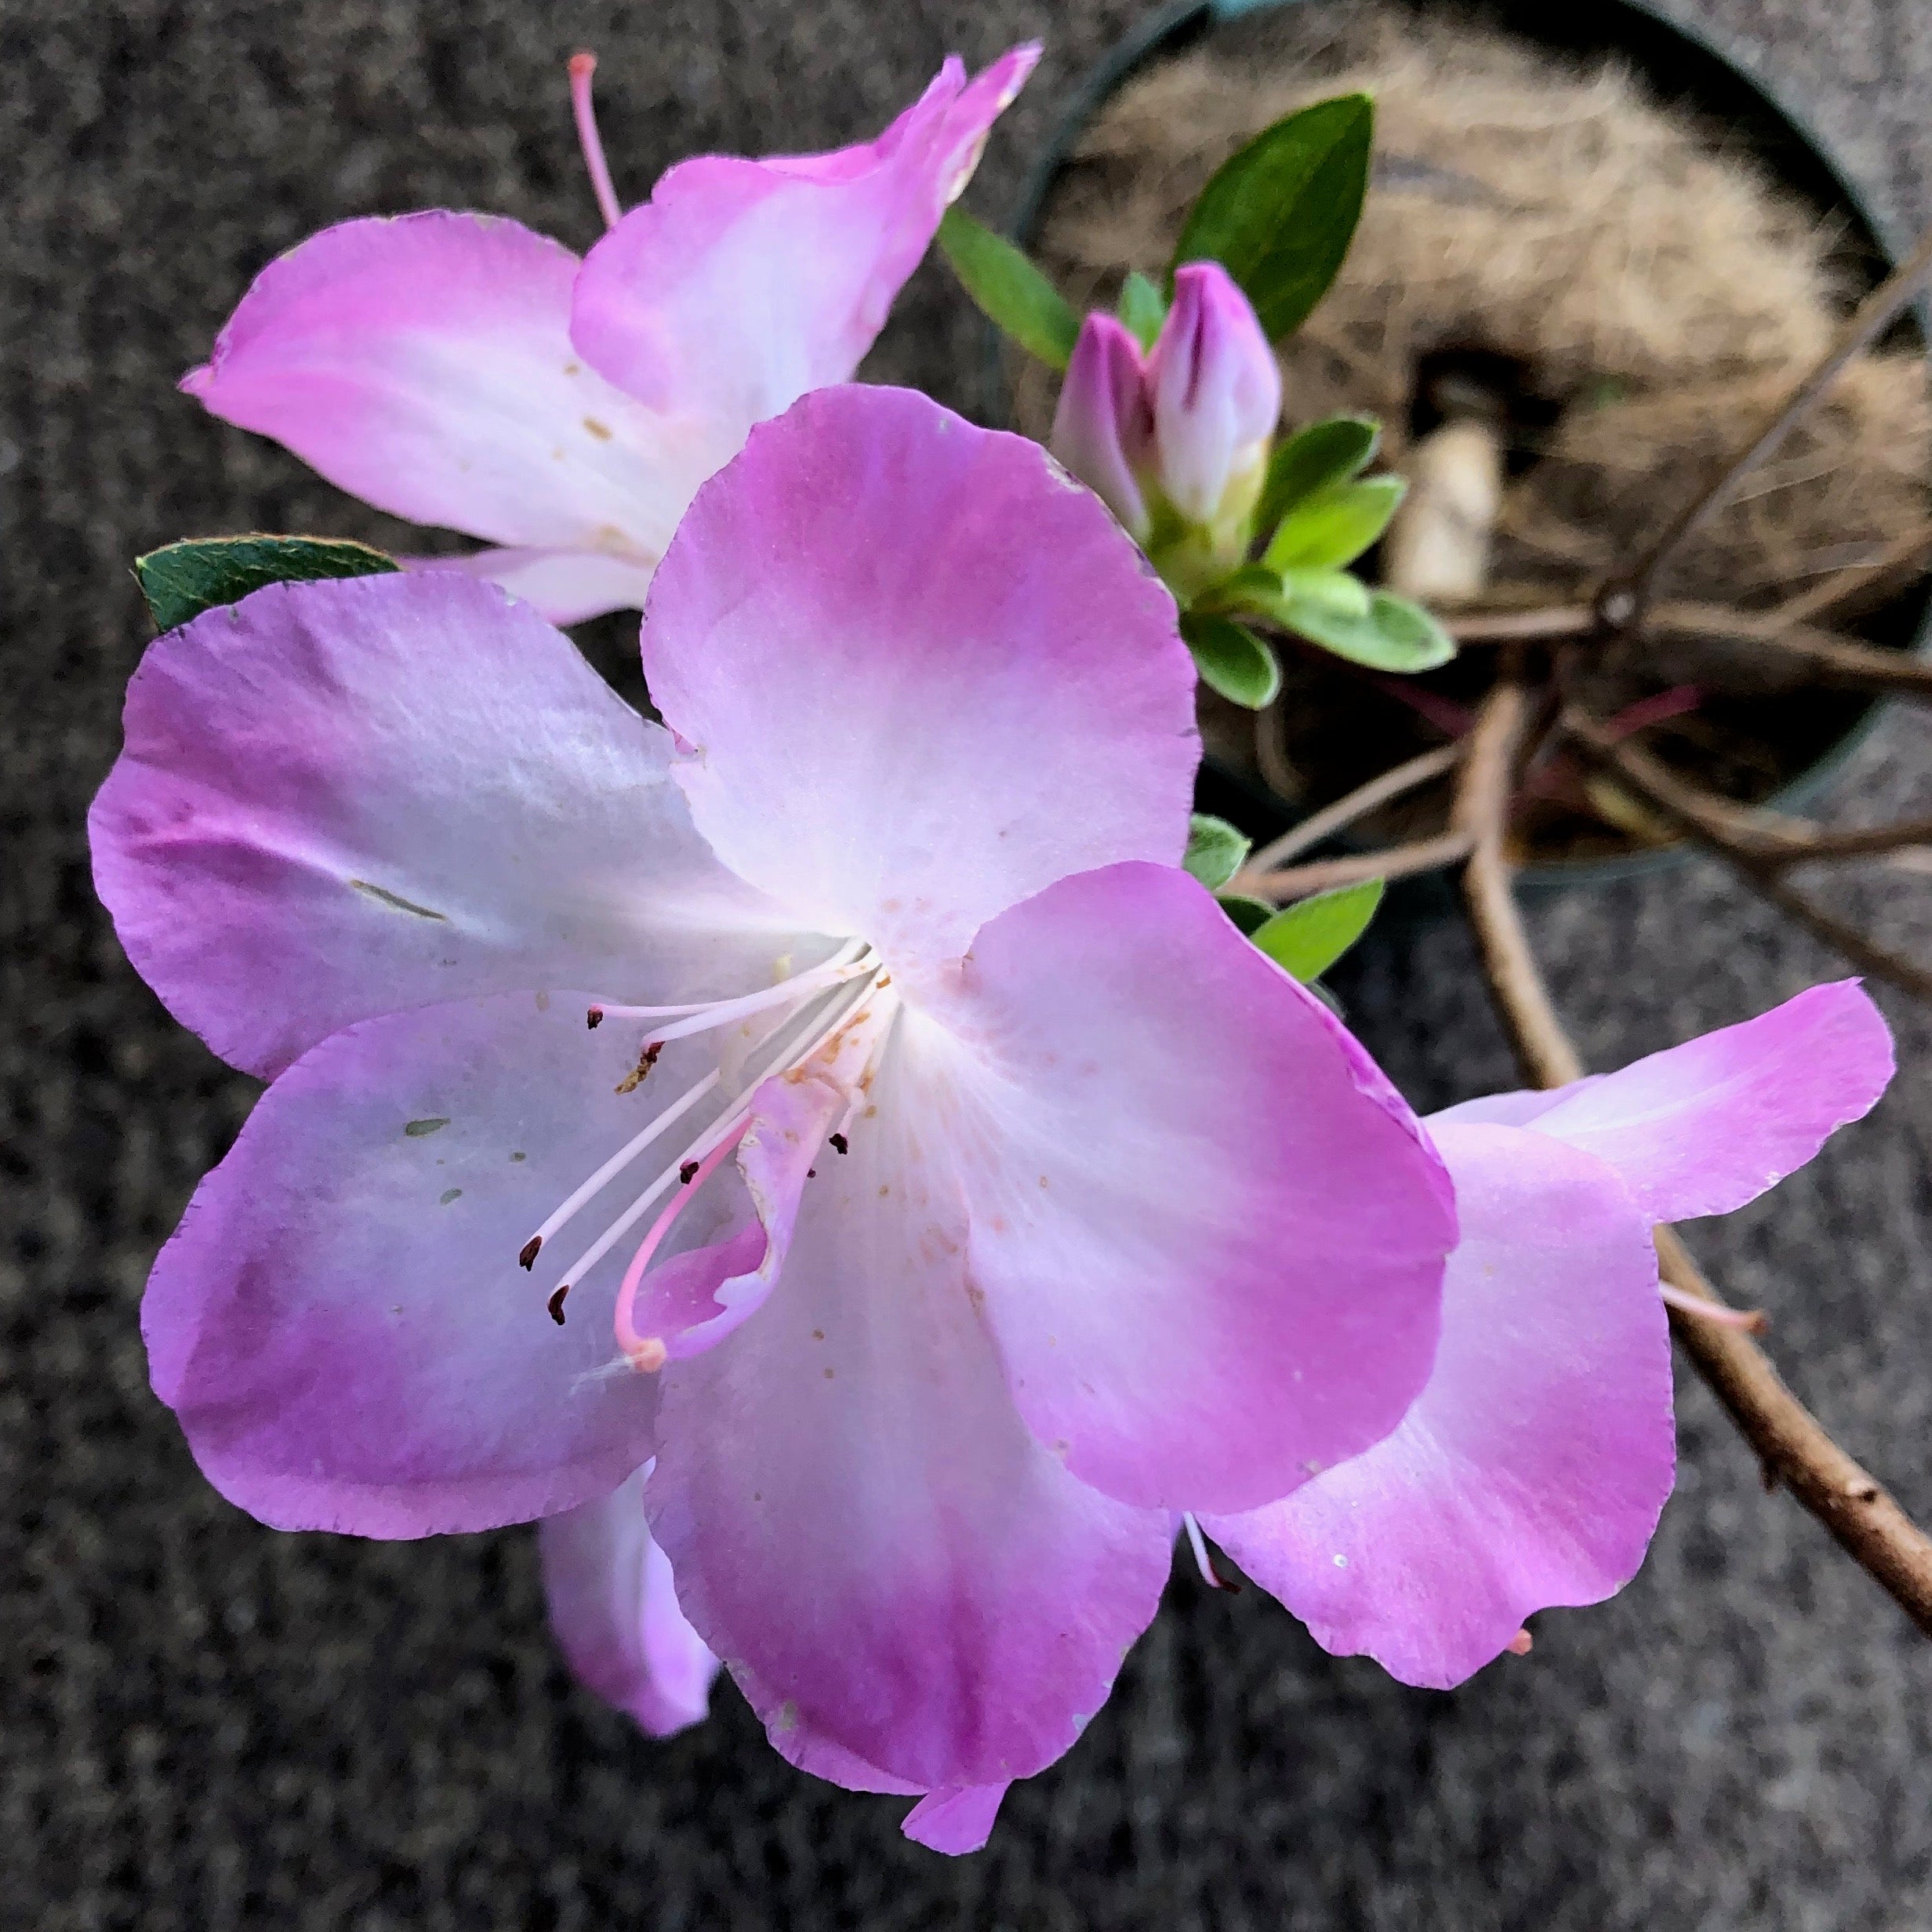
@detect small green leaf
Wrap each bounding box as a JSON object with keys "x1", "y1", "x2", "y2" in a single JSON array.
[
  {"x1": 1181, "y1": 612, "x2": 1281, "y2": 709},
  {"x1": 1117, "y1": 270, "x2": 1169, "y2": 353},
  {"x1": 136, "y1": 534, "x2": 398, "y2": 634},
  {"x1": 1217, "y1": 893, "x2": 1276, "y2": 935},
  {"x1": 1252, "y1": 416, "x2": 1380, "y2": 537},
  {"x1": 936, "y1": 206, "x2": 1080, "y2": 370},
  {"x1": 1275, "y1": 567, "x2": 1371, "y2": 620},
  {"x1": 1265, "y1": 475, "x2": 1407, "y2": 572},
  {"x1": 1262, "y1": 584, "x2": 1457, "y2": 674},
  {"x1": 1184, "y1": 813, "x2": 1251, "y2": 892},
  {"x1": 1251, "y1": 877, "x2": 1385, "y2": 981},
  {"x1": 1174, "y1": 94, "x2": 1374, "y2": 341}
]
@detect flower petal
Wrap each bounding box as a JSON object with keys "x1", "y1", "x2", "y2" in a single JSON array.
[
  {"x1": 571, "y1": 47, "x2": 1038, "y2": 437},
  {"x1": 647, "y1": 1037, "x2": 1172, "y2": 1792},
  {"x1": 539, "y1": 1465, "x2": 720, "y2": 1737},
  {"x1": 142, "y1": 992, "x2": 703, "y2": 1538},
  {"x1": 90, "y1": 570, "x2": 808, "y2": 1079},
  {"x1": 1205, "y1": 1122, "x2": 1674, "y2": 1689},
  {"x1": 902, "y1": 1784, "x2": 1011, "y2": 1855},
  {"x1": 1050, "y1": 312, "x2": 1153, "y2": 538},
  {"x1": 401, "y1": 548, "x2": 660, "y2": 626},
  {"x1": 1444, "y1": 981, "x2": 1894, "y2": 1223},
  {"x1": 183, "y1": 211, "x2": 706, "y2": 562},
  {"x1": 641, "y1": 385, "x2": 1198, "y2": 982},
  {"x1": 923, "y1": 860, "x2": 1456, "y2": 1516}
]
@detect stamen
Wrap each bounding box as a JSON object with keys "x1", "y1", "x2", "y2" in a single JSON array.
[
  {"x1": 1660, "y1": 1282, "x2": 1769, "y2": 1332},
  {"x1": 568, "y1": 51, "x2": 624, "y2": 231},
  {"x1": 594, "y1": 953, "x2": 876, "y2": 1046},
  {"x1": 587, "y1": 939, "x2": 870, "y2": 1030},
  {"x1": 545, "y1": 968, "x2": 881, "y2": 1302},
  {"x1": 612, "y1": 1120, "x2": 753, "y2": 1370},
  {"x1": 829, "y1": 1132, "x2": 848, "y2": 1157},
  {"x1": 1505, "y1": 1628, "x2": 1534, "y2": 1657},
  {"x1": 1182, "y1": 1513, "x2": 1239, "y2": 1592},
  {"x1": 518, "y1": 1068, "x2": 722, "y2": 1265},
  {"x1": 547, "y1": 1284, "x2": 571, "y2": 1325}
]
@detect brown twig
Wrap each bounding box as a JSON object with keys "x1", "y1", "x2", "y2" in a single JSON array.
[
  {"x1": 1618, "y1": 220, "x2": 1932, "y2": 616},
  {"x1": 1648, "y1": 602, "x2": 1932, "y2": 703},
  {"x1": 1451, "y1": 684, "x2": 1932, "y2": 1636},
  {"x1": 1561, "y1": 710, "x2": 1932, "y2": 1004},
  {"x1": 1772, "y1": 522, "x2": 1932, "y2": 630},
  {"x1": 1235, "y1": 829, "x2": 1473, "y2": 904},
  {"x1": 1447, "y1": 605, "x2": 1596, "y2": 645},
  {"x1": 1247, "y1": 742, "x2": 1465, "y2": 872}
]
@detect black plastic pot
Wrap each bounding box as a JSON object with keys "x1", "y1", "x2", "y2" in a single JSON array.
[{"x1": 990, "y1": 0, "x2": 1931, "y2": 894}]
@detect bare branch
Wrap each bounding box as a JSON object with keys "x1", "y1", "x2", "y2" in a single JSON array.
[
  {"x1": 1247, "y1": 742, "x2": 1465, "y2": 873},
  {"x1": 1236, "y1": 829, "x2": 1473, "y2": 904},
  {"x1": 1619, "y1": 220, "x2": 1932, "y2": 613},
  {"x1": 1447, "y1": 605, "x2": 1595, "y2": 644},
  {"x1": 1648, "y1": 602, "x2": 1932, "y2": 703},
  {"x1": 1771, "y1": 523, "x2": 1932, "y2": 630}
]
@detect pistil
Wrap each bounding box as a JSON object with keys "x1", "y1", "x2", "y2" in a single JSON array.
[{"x1": 568, "y1": 51, "x2": 624, "y2": 232}]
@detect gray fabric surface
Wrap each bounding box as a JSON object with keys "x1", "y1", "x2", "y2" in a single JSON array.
[{"x1": 5, "y1": 1, "x2": 1931, "y2": 1924}]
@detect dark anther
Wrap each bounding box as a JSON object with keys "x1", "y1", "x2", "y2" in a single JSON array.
[
  {"x1": 830, "y1": 1132, "x2": 849, "y2": 1156},
  {"x1": 586, "y1": 1008, "x2": 604, "y2": 1030},
  {"x1": 679, "y1": 1160, "x2": 701, "y2": 1186},
  {"x1": 807, "y1": 1168, "x2": 817, "y2": 1178},
  {"x1": 547, "y1": 1283, "x2": 570, "y2": 1325},
  {"x1": 518, "y1": 1234, "x2": 543, "y2": 1271}
]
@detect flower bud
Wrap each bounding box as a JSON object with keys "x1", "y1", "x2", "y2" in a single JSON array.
[
  {"x1": 1146, "y1": 261, "x2": 1281, "y2": 532},
  {"x1": 1049, "y1": 311, "x2": 1155, "y2": 540}
]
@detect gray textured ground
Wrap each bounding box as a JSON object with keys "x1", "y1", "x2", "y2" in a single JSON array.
[{"x1": 5, "y1": 2, "x2": 1932, "y2": 1926}]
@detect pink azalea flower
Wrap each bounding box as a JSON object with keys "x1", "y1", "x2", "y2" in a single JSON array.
[
  {"x1": 91, "y1": 386, "x2": 1458, "y2": 1850},
  {"x1": 1202, "y1": 982, "x2": 1894, "y2": 1687},
  {"x1": 1051, "y1": 261, "x2": 1280, "y2": 554},
  {"x1": 179, "y1": 45, "x2": 1039, "y2": 625}
]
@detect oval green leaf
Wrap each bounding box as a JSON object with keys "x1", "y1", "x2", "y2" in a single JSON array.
[
  {"x1": 936, "y1": 206, "x2": 1081, "y2": 371},
  {"x1": 1265, "y1": 475, "x2": 1407, "y2": 572},
  {"x1": 1173, "y1": 94, "x2": 1375, "y2": 342},
  {"x1": 136, "y1": 534, "x2": 398, "y2": 634},
  {"x1": 1216, "y1": 892, "x2": 1276, "y2": 936},
  {"x1": 1251, "y1": 415, "x2": 1380, "y2": 540},
  {"x1": 1250, "y1": 877, "x2": 1385, "y2": 981},
  {"x1": 1184, "y1": 813, "x2": 1251, "y2": 892},
  {"x1": 1180, "y1": 612, "x2": 1282, "y2": 710},
  {"x1": 1262, "y1": 584, "x2": 1456, "y2": 674}
]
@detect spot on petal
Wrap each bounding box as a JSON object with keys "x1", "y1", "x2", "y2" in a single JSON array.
[
  {"x1": 440, "y1": 1188, "x2": 463, "y2": 1205},
  {"x1": 404, "y1": 1117, "x2": 450, "y2": 1138},
  {"x1": 350, "y1": 879, "x2": 448, "y2": 921}
]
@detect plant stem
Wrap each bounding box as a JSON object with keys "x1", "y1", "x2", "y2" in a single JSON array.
[
  {"x1": 1561, "y1": 710, "x2": 1932, "y2": 1004},
  {"x1": 1236, "y1": 829, "x2": 1473, "y2": 904},
  {"x1": 1247, "y1": 742, "x2": 1465, "y2": 872},
  {"x1": 1451, "y1": 681, "x2": 1932, "y2": 1637},
  {"x1": 1618, "y1": 220, "x2": 1932, "y2": 616}
]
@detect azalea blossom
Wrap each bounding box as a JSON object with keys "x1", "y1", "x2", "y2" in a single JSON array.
[
  {"x1": 180, "y1": 45, "x2": 1038, "y2": 624},
  {"x1": 92, "y1": 385, "x2": 1461, "y2": 1850},
  {"x1": 1201, "y1": 981, "x2": 1894, "y2": 1687},
  {"x1": 1051, "y1": 260, "x2": 1280, "y2": 571}
]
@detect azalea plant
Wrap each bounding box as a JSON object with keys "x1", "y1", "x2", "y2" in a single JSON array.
[{"x1": 89, "y1": 41, "x2": 1903, "y2": 1856}]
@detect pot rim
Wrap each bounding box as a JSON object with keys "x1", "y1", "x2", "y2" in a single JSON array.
[{"x1": 984, "y1": 0, "x2": 1932, "y2": 895}]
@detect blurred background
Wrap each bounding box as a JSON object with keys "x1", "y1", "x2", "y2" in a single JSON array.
[{"x1": 5, "y1": 2, "x2": 1932, "y2": 1925}]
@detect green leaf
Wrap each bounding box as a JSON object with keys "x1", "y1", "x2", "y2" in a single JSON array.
[
  {"x1": 1252, "y1": 416, "x2": 1380, "y2": 538},
  {"x1": 1173, "y1": 93, "x2": 1375, "y2": 341},
  {"x1": 1275, "y1": 567, "x2": 1371, "y2": 620},
  {"x1": 1216, "y1": 892, "x2": 1276, "y2": 935},
  {"x1": 136, "y1": 534, "x2": 398, "y2": 633},
  {"x1": 1251, "y1": 877, "x2": 1385, "y2": 981},
  {"x1": 1117, "y1": 270, "x2": 1169, "y2": 353},
  {"x1": 1262, "y1": 583, "x2": 1457, "y2": 674},
  {"x1": 1184, "y1": 813, "x2": 1251, "y2": 892},
  {"x1": 936, "y1": 206, "x2": 1080, "y2": 370},
  {"x1": 1264, "y1": 475, "x2": 1407, "y2": 572},
  {"x1": 1181, "y1": 612, "x2": 1281, "y2": 709}
]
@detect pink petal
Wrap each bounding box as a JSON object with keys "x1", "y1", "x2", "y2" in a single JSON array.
[
  {"x1": 183, "y1": 212, "x2": 707, "y2": 564},
  {"x1": 1205, "y1": 1122, "x2": 1675, "y2": 1689},
  {"x1": 142, "y1": 993, "x2": 705, "y2": 1538},
  {"x1": 641, "y1": 385, "x2": 1198, "y2": 987},
  {"x1": 902, "y1": 1783, "x2": 1010, "y2": 1855},
  {"x1": 90, "y1": 571, "x2": 807, "y2": 1079},
  {"x1": 400, "y1": 548, "x2": 660, "y2": 626},
  {"x1": 1050, "y1": 312, "x2": 1154, "y2": 538},
  {"x1": 1146, "y1": 262, "x2": 1280, "y2": 525},
  {"x1": 925, "y1": 860, "x2": 1456, "y2": 1516},
  {"x1": 570, "y1": 46, "x2": 1039, "y2": 437},
  {"x1": 539, "y1": 1466, "x2": 720, "y2": 1737},
  {"x1": 1432, "y1": 982, "x2": 1894, "y2": 1222},
  {"x1": 646, "y1": 1054, "x2": 1172, "y2": 1792}
]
